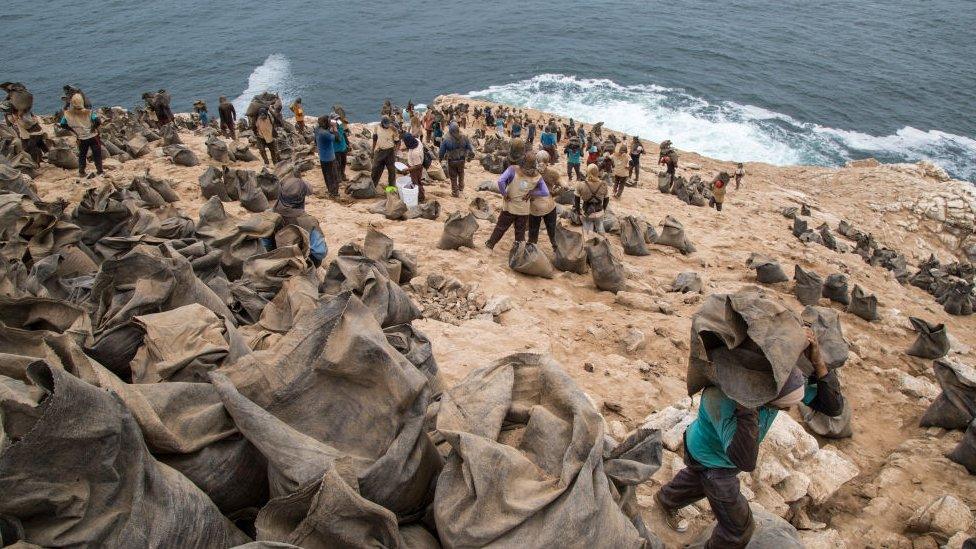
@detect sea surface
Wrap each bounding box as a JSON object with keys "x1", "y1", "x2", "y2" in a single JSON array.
[{"x1": 4, "y1": 0, "x2": 976, "y2": 180}]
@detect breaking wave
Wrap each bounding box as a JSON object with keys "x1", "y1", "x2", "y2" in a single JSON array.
[
  {"x1": 468, "y1": 74, "x2": 976, "y2": 182},
  {"x1": 232, "y1": 54, "x2": 298, "y2": 113}
]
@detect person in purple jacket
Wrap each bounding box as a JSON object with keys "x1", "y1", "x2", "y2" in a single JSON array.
[{"x1": 485, "y1": 152, "x2": 550, "y2": 251}]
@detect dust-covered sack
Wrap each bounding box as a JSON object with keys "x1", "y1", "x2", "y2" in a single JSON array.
[
  {"x1": 553, "y1": 222, "x2": 588, "y2": 274},
  {"x1": 793, "y1": 265, "x2": 823, "y2": 306},
  {"x1": 847, "y1": 284, "x2": 878, "y2": 321},
  {"x1": 586, "y1": 236, "x2": 626, "y2": 293},
  {"x1": 906, "y1": 316, "x2": 950, "y2": 359},
  {"x1": 437, "y1": 211, "x2": 478, "y2": 250},
  {"x1": 434, "y1": 353, "x2": 664, "y2": 548},
  {"x1": 619, "y1": 215, "x2": 651, "y2": 256},
  {"x1": 822, "y1": 273, "x2": 851, "y2": 305},
  {"x1": 655, "y1": 215, "x2": 696, "y2": 254},
  {"x1": 688, "y1": 289, "x2": 808, "y2": 407},
  {"x1": 920, "y1": 358, "x2": 976, "y2": 430},
  {"x1": 747, "y1": 253, "x2": 789, "y2": 284},
  {"x1": 509, "y1": 241, "x2": 555, "y2": 278}
]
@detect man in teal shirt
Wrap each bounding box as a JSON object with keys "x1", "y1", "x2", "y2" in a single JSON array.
[{"x1": 656, "y1": 330, "x2": 845, "y2": 548}]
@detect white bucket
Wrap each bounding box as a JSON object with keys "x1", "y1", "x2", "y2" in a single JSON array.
[{"x1": 396, "y1": 176, "x2": 419, "y2": 209}]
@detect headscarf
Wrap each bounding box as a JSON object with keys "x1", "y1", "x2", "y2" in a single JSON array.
[
  {"x1": 448, "y1": 122, "x2": 460, "y2": 137},
  {"x1": 535, "y1": 149, "x2": 550, "y2": 165},
  {"x1": 767, "y1": 368, "x2": 806, "y2": 409},
  {"x1": 380, "y1": 115, "x2": 391, "y2": 128},
  {"x1": 402, "y1": 132, "x2": 419, "y2": 149},
  {"x1": 64, "y1": 93, "x2": 92, "y2": 128},
  {"x1": 518, "y1": 152, "x2": 538, "y2": 177},
  {"x1": 585, "y1": 163, "x2": 601, "y2": 183}
]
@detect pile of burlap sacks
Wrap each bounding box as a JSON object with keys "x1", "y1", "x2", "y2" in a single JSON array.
[{"x1": 0, "y1": 131, "x2": 667, "y2": 547}]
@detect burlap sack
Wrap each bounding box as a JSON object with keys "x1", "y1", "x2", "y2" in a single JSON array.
[
  {"x1": 206, "y1": 134, "x2": 232, "y2": 163},
  {"x1": 241, "y1": 245, "x2": 309, "y2": 293},
  {"x1": 553, "y1": 222, "x2": 588, "y2": 274},
  {"x1": 345, "y1": 173, "x2": 379, "y2": 199},
  {"x1": 258, "y1": 270, "x2": 319, "y2": 333},
  {"x1": 655, "y1": 215, "x2": 696, "y2": 254},
  {"x1": 746, "y1": 253, "x2": 789, "y2": 284},
  {"x1": 405, "y1": 200, "x2": 440, "y2": 220},
  {"x1": 363, "y1": 224, "x2": 395, "y2": 262},
  {"x1": 322, "y1": 255, "x2": 421, "y2": 328},
  {"x1": 906, "y1": 316, "x2": 950, "y2": 359},
  {"x1": 799, "y1": 306, "x2": 849, "y2": 370},
  {"x1": 437, "y1": 211, "x2": 478, "y2": 250},
  {"x1": 509, "y1": 241, "x2": 555, "y2": 278},
  {"x1": 620, "y1": 216, "x2": 650, "y2": 256},
  {"x1": 257, "y1": 167, "x2": 280, "y2": 200},
  {"x1": 208, "y1": 372, "x2": 406, "y2": 548},
  {"x1": 920, "y1": 358, "x2": 976, "y2": 430},
  {"x1": 163, "y1": 144, "x2": 200, "y2": 167},
  {"x1": 218, "y1": 293, "x2": 441, "y2": 520},
  {"x1": 0, "y1": 362, "x2": 250, "y2": 547},
  {"x1": 799, "y1": 399, "x2": 853, "y2": 439},
  {"x1": 382, "y1": 193, "x2": 408, "y2": 221},
  {"x1": 793, "y1": 265, "x2": 823, "y2": 306},
  {"x1": 384, "y1": 323, "x2": 443, "y2": 395},
  {"x1": 948, "y1": 419, "x2": 976, "y2": 474},
  {"x1": 938, "y1": 278, "x2": 975, "y2": 316},
  {"x1": 434, "y1": 353, "x2": 663, "y2": 548},
  {"x1": 585, "y1": 236, "x2": 626, "y2": 293},
  {"x1": 847, "y1": 284, "x2": 878, "y2": 321},
  {"x1": 238, "y1": 170, "x2": 271, "y2": 212},
  {"x1": 688, "y1": 289, "x2": 808, "y2": 407},
  {"x1": 200, "y1": 166, "x2": 231, "y2": 201},
  {"x1": 657, "y1": 172, "x2": 671, "y2": 193},
  {"x1": 792, "y1": 216, "x2": 808, "y2": 238},
  {"x1": 469, "y1": 196, "x2": 496, "y2": 222},
  {"x1": 822, "y1": 273, "x2": 851, "y2": 305},
  {"x1": 689, "y1": 505, "x2": 802, "y2": 549}
]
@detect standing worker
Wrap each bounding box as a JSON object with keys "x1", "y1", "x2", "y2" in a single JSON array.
[
  {"x1": 611, "y1": 144, "x2": 630, "y2": 199},
  {"x1": 709, "y1": 172, "x2": 730, "y2": 211},
  {"x1": 218, "y1": 96, "x2": 237, "y2": 140},
  {"x1": 659, "y1": 139, "x2": 678, "y2": 182},
  {"x1": 438, "y1": 122, "x2": 474, "y2": 197},
  {"x1": 734, "y1": 163, "x2": 746, "y2": 190},
  {"x1": 629, "y1": 136, "x2": 645, "y2": 184},
  {"x1": 371, "y1": 115, "x2": 399, "y2": 189},
  {"x1": 333, "y1": 115, "x2": 349, "y2": 181},
  {"x1": 485, "y1": 152, "x2": 550, "y2": 251},
  {"x1": 290, "y1": 97, "x2": 306, "y2": 132},
  {"x1": 315, "y1": 116, "x2": 339, "y2": 199},
  {"x1": 656, "y1": 330, "x2": 845, "y2": 548},
  {"x1": 254, "y1": 108, "x2": 280, "y2": 165},
  {"x1": 193, "y1": 100, "x2": 209, "y2": 127},
  {"x1": 403, "y1": 131, "x2": 426, "y2": 203},
  {"x1": 528, "y1": 150, "x2": 560, "y2": 250},
  {"x1": 58, "y1": 93, "x2": 103, "y2": 178},
  {"x1": 575, "y1": 164, "x2": 609, "y2": 236}
]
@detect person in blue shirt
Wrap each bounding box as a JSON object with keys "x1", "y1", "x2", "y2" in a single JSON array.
[
  {"x1": 333, "y1": 116, "x2": 349, "y2": 181},
  {"x1": 314, "y1": 116, "x2": 339, "y2": 199},
  {"x1": 539, "y1": 125, "x2": 558, "y2": 166},
  {"x1": 656, "y1": 330, "x2": 845, "y2": 548}
]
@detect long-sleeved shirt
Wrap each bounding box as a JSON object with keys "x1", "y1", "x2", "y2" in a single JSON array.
[
  {"x1": 315, "y1": 128, "x2": 336, "y2": 162},
  {"x1": 218, "y1": 102, "x2": 236, "y2": 124},
  {"x1": 59, "y1": 111, "x2": 100, "y2": 140},
  {"x1": 685, "y1": 370, "x2": 845, "y2": 471},
  {"x1": 438, "y1": 134, "x2": 473, "y2": 162},
  {"x1": 334, "y1": 123, "x2": 349, "y2": 153},
  {"x1": 497, "y1": 166, "x2": 549, "y2": 197}
]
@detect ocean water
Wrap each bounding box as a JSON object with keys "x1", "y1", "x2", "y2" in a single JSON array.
[{"x1": 4, "y1": 0, "x2": 975, "y2": 180}]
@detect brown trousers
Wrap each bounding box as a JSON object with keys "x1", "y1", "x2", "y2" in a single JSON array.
[{"x1": 408, "y1": 165, "x2": 425, "y2": 202}]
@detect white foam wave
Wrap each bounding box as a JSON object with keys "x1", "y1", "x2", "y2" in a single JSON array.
[
  {"x1": 467, "y1": 74, "x2": 976, "y2": 182},
  {"x1": 232, "y1": 54, "x2": 297, "y2": 114}
]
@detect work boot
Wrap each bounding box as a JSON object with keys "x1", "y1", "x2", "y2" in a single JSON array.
[{"x1": 655, "y1": 491, "x2": 689, "y2": 533}]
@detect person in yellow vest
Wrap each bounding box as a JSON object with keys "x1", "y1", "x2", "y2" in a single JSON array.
[
  {"x1": 575, "y1": 163, "x2": 609, "y2": 236},
  {"x1": 528, "y1": 149, "x2": 561, "y2": 249},
  {"x1": 289, "y1": 97, "x2": 305, "y2": 131},
  {"x1": 371, "y1": 115, "x2": 399, "y2": 187},
  {"x1": 611, "y1": 143, "x2": 631, "y2": 199},
  {"x1": 58, "y1": 93, "x2": 103, "y2": 178},
  {"x1": 485, "y1": 152, "x2": 551, "y2": 251},
  {"x1": 710, "y1": 171, "x2": 730, "y2": 211}
]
